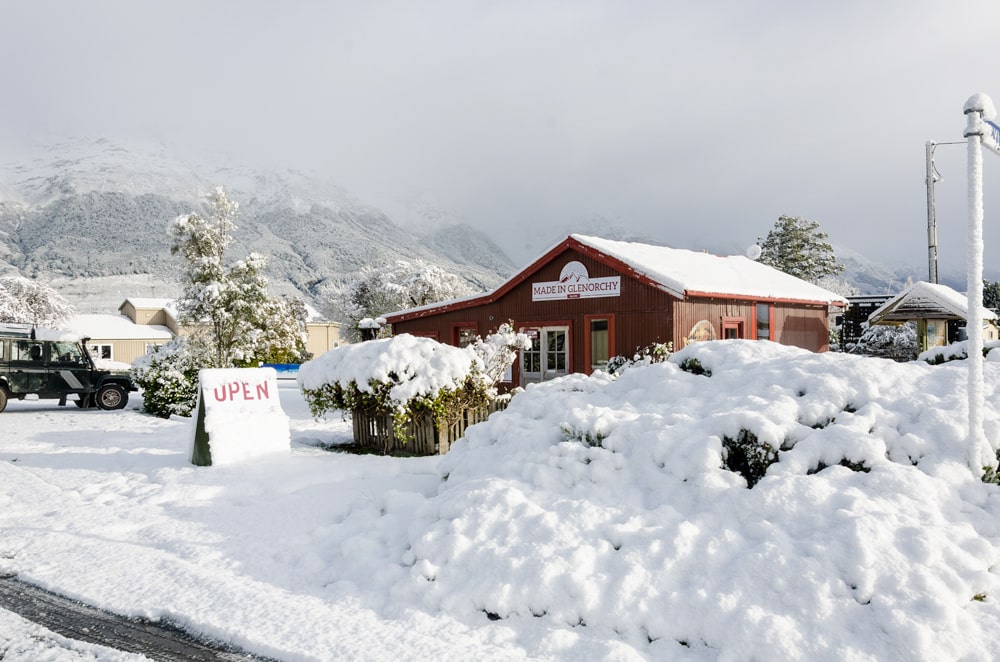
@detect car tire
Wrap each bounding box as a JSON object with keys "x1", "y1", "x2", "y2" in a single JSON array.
[
  {"x1": 0, "y1": 387, "x2": 7, "y2": 413},
  {"x1": 96, "y1": 384, "x2": 128, "y2": 410}
]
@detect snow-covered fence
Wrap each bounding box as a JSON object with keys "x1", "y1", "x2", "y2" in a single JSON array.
[{"x1": 352, "y1": 399, "x2": 507, "y2": 455}]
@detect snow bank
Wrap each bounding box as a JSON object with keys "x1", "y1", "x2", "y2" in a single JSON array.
[{"x1": 397, "y1": 341, "x2": 1000, "y2": 659}]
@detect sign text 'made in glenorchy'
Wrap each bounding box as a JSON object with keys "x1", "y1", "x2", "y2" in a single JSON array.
[{"x1": 532, "y1": 261, "x2": 621, "y2": 302}]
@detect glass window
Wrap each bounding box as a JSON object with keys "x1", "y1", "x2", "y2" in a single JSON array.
[
  {"x1": 456, "y1": 327, "x2": 478, "y2": 348},
  {"x1": 52, "y1": 342, "x2": 84, "y2": 364},
  {"x1": 522, "y1": 332, "x2": 541, "y2": 373},
  {"x1": 756, "y1": 303, "x2": 771, "y2": 340},
  {"x1": 16, "y1": 341, "x2": 44, "y2": 361},
  {"x1": 590, "y1": 318, "x2": 609, "y2": 371}
]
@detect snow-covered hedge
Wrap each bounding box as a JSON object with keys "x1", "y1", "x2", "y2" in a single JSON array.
[{"x1": 297, "y1": 324, "x2": 529, "y2": 443}]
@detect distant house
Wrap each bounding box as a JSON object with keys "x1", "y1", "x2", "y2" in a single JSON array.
[
  {"x1": 840, "y1": 294, "x2": 893, "y2": 346},
  {"x1": 386, "y1": 234, "x2": 847, "y2": 388},
  {"x1": 65, "y1": 313, "x2": 173, "y2": 365},
  {"x1": 867, "y1": 281, "x2": 999, "y2": 352},
  {"x1": 118, "y1": 297, "x2": 348, "y2": 361}
]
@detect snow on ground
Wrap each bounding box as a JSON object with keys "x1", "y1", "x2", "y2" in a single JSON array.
[{"x1": 3, "y1": 342, "x2": 1000, "y2": 660}]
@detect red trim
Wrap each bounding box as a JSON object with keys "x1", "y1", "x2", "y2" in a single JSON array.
[
  {"x1": 583, "y1": 314, "x2": 616, "y2": 375},
  {"x1": 686, "y1": 290, "x2": 847, "y2": 308}
]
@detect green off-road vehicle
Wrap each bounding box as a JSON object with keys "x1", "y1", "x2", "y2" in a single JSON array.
[{"x1": 0, "y1": 323, "x2": 136, "y2": 413}]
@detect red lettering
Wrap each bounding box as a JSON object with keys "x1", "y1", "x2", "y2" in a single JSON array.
[
  {"x1": 242, "y1": 382, "x2": 253, "y2": 400},
  {"x1": 256, "y1": 382, "x2": 270, "y2": 400},
  {"x1": 229, "y1": 382, "x2": 240, "y2": 400},
  {"x1": 212, "y1": 385, "x2": 228, "y2": 401}
]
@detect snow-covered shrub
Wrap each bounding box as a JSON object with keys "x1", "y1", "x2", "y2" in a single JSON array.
[
  {"x1": 466, "y1": 322, "x2": 532, "y2": 386},
  {"x1": 679, "y1": 356, "x2": 710, "y2": 376},
  {"x1": 298, "y1": 331, "x2": 522, "y2": 448},
  {"x1": 607, "y1": 341, "x2": 673, "y2": 376},
  {"x1": 850, "y1": 322, "x2": 917, "y2": 361},
  {"x1": 920, "y1": 339, "x2": 1000, "y2": 365},
  {"x1": 721, "y1": 429, "x2": 778, "y2": 487},
  {"x1": 130, "y1": 340, "x2": 203, "y2": 418}
]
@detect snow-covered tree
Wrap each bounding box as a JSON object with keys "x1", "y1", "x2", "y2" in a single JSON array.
[
  {"x1": 984, "y1": 279, "x2": 1000, "y2": 310},
  {"x1": 326, "y1": 260, "x2": 475, "y2": 341},
  {"x1": 758, "y1": 215, "x2": 844, "y2": 284},
  {"x1": 0, "y1": 275, "x2": 73, "y2": 326},
  {"x1": 171, "y1": 187, "x2": 308, "y2": 368},
  {"x1": 850, "y1": 322, "x2": 918, "y2": 361}
]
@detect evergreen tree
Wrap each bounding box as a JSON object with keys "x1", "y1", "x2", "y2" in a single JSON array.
[
  {"x1": 170, "y1": 187, "x2": 308, "y2": 367},
  {"x1": 758, "y1": 215, "x2": 844, "y2": 283},
  {"x1": 983, "y1": 280, "x2": 1000, "y2": 310}
]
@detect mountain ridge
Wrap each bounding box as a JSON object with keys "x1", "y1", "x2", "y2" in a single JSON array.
[
  {"x1": 0, "y1": 138, "x2": 516, "y2": 314},
  {"x1": 0, "y1": 138, "x2": 966, "y2": 316}
]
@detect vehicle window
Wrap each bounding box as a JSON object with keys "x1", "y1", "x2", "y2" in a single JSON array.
[
  {"x1": 51, "y1": 341, "x2": 83, "y2": 364},
  {"x1": 16, "y1": 341, "x2": 45, "y2": 361}
]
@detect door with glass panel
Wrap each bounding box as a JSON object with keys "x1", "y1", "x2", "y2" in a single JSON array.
[{"x1": 520, "y1": 326, "x2": 569, "y2": 385}]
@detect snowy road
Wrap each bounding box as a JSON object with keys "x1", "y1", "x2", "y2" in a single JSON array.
[{"x1": 0, "y1": 384, "x2": 531, "y2": 661}]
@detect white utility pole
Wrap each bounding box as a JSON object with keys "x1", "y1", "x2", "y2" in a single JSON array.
[{"x1": 963, "y1": 93, "x2": 1000, "y2": 472}]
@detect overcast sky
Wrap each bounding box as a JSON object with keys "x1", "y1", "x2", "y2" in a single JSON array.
[{"x1": 2, "y1": 1, "x2": 1000, "y2": 276}]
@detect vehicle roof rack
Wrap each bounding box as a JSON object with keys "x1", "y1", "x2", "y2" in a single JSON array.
[{"x1": 0, "y1": 322, "x2": 36, "y2": 338}]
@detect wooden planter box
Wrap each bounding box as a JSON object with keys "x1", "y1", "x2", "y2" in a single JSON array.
[{"x1": 351, "y1": 400, "x2": 507, "y2": 455}]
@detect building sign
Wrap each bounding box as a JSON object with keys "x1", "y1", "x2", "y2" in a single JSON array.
[
  {"x1": 189, "y1": 367, "x2": 290, "y2": 466},
  {"x1": 985, "y1": 118, "x2": 1000, "y2": 156},
  {"x1": 531, "y1": 261, "x2": 621, "y2": 302}
]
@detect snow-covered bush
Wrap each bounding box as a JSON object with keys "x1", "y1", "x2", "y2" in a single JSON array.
[
  {"x1": 920, "y1": 339, "x2": 1000, "y2": 365},
  {"x1": 298, "y1": 328, "x2": 525, "y2": 448},
  {"x1": 850, "y1": 321, "x2": 917, "y2": 361},
  {"x1": 466, "y1": 322, "x2": 532, "y2": 386},
  {"x1": 130, "y1": 340, "x2": 204, "y2": 418},
  {"x1": 721, "y1": 429, "x2": 777, "y2": 487},
  {"x1": 607, "y1": 341, "x2": 673, "y2": 375}
]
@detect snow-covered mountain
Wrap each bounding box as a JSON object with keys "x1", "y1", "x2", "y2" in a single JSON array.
[{"x1": 0, "y1": 139, "x2": 516, "y2": 313}]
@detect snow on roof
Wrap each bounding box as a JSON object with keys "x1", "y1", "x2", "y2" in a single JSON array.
[
  {"x1": 65, "y1": 314, "x2": 174, "y2": 340},
  {"x1": 867, "y1": 281, "x2": 998, "y2": 324},
  {"x1": 386, "y1": 235, "x2": 847, "y2": 321},
  {"x1": 572, "y1": 234, "x2": 847, "y2": 304}
]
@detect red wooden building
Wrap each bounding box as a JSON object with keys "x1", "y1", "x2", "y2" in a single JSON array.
[{"x1": 385, "y1": 235, "x2": 847, "y2": 388}]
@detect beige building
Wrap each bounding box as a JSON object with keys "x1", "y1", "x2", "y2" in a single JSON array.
[
  {"x1": 67, "y1": 313, "x2": 174, "y2": 365},
  {"x1": 118, "y1": 298, "x2": 347, "y2": 361}
]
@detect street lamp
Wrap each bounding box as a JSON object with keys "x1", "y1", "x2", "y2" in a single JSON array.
[{"x1": 925, "y1": 140, "x2": 964, "y2": 284}]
